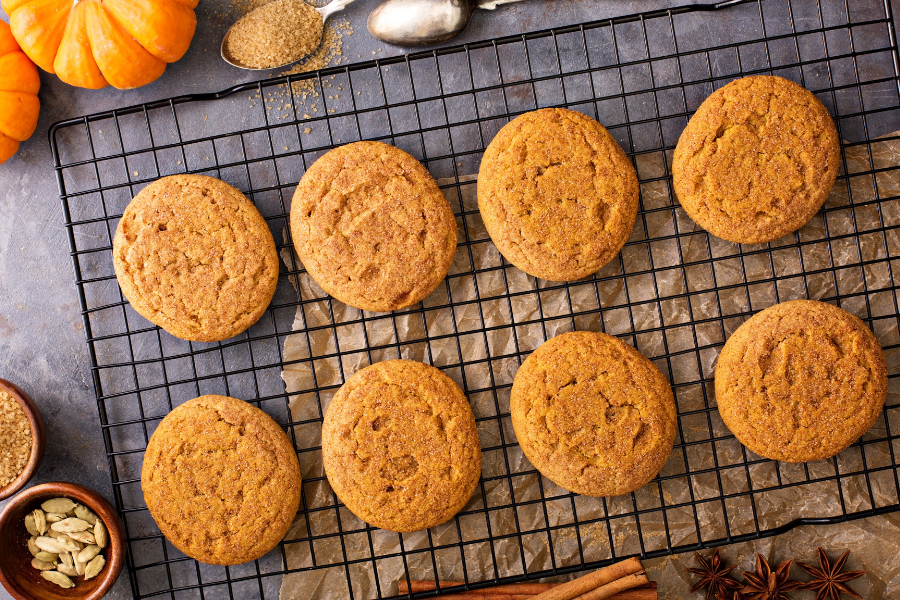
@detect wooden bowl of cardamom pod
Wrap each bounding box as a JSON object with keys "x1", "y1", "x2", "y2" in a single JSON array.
[{"x1": 0, "y1": 482, "x2": 124, "y2": 600}]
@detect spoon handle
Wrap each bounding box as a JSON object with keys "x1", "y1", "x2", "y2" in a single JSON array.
[
  {"x1": 477, "y1": 0, "x2": 525, "y2": 8},
  {"x1": 317, "y1": 0, "x2": 357, "y2": 21}
]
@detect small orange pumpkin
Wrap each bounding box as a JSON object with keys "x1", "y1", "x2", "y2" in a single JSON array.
[
  {"x1": 0, "y1": 20, "x2": 41, "y2": 165},
  {"x1": 2, "y1": 0, "x2": 199, "y2": 90}
]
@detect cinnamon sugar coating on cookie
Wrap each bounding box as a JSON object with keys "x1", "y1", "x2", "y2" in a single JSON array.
[
  {"x1": 141, "y1": 395, "x2": 302, "y2": 565},
  {"x1": 715, "y1": 300, "x2": 887, "y2": 462},
  {"x1": 673, "y1": 76, "x2": 840, "y2": 244},
  {"x1": 477, "y1": 108, "x2": 639, "y2": 282},
  {"x1": 510, "y1": 331, "x2": 676, "y2": 497},
  {"x1": 113, "y1": 175, "x2": 279, "y2": 342},
  {"x1": 290, "y1": 141, "x2": 457, "y2": 312},
  {"x1": 322, "y1": 360, "x2": 481, "y2": 532}
]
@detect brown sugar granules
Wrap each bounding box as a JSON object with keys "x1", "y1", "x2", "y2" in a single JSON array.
[
  {"x1": 0, "y1": 389, "x2": 32, "y2": 488},
  {"x1": 225, "y1": 0, "x2": 324, "y2": 69},
  {"x1": 279, "y1": 20, "x2": 349, "y2": 100},
  {"x1": 280, "y1": 17, "x2": 349, "y2": 79}
]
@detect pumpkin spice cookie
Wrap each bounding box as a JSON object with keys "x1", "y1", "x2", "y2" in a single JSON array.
[
  {"x1": 113, "y1": 174, "x2": 279, "y2": 342},
  {"x1": 322, "y1": 360, "x2": 481, "y2": 532},
  {"x1": 477, "y1": 108, "x2": 639, "y2": 282},
  {"x1": 290, "y1": 141, "x2": 457, "y2": 312},
  {"x1": 141, "y1": 395, "x2": 302, "y2": 565},
  {"x1": 673, "y1": 75, "x2": 840, "y2": 244},
  {"x1": 510, "y1": 331, "x2": 677, "y2": 497},
  {"x1": 715, "y1": 300, "x2": 887, "y2": 463}
]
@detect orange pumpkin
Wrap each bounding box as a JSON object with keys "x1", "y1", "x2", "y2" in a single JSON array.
[
  {"x1": 0, "y1": 20, "x2": 41, "y2": 165},
  {"x1": 2, "y1": 0, "x2": 199, "y2": 90}
]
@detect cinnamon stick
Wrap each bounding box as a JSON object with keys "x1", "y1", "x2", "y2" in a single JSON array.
[
  {"x1": 571, "y1": 572, "x2": 650, "y2": 600},
  {"x1": 399, "y1": 581, "x2": 560, "y2": 595},
  {"x1": 529, "y1": 557, "x2": 645, "y2": 600},
  {"x1": 398, "y1": 584, "x2": 656, "y2": 600},
  {"x1": 401, "y1": 580, "x2": 658, "y2": 595},
  {"x1": 397, "y1": 564, "x2": 656, "y2": 599},
  {"x1": 423, "y1": 595, "x2": 533, "y2": 600},
  {"x1": 606, "y1": 586, "x2": 656, "y2": 600}
]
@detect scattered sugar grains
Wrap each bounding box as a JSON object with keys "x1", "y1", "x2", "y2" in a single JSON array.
[
  {"x1": 225, "y1": 0, "x2": 324, "y2": 69},
  {"x1": 0, "y1": 389, "x2": 32, "y2": 488},
  {"x1": 229, "y1": 0, "x2": 353, "y2": 120},
  {"x1": 280, "y1": 18, "x2": 353, "y2": 101}
]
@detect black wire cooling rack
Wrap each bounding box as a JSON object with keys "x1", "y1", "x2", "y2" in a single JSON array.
[{"x1": 51, "y1": 0, "x2": 900, "y2": 598}]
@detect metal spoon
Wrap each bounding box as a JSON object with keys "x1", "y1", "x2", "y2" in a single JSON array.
[
  {"x1": 367, "y1": 0, "x2": 525, "y2": 47},
  {"x1": 222, "y1": 0, "x2": 356, "y2": 70}
]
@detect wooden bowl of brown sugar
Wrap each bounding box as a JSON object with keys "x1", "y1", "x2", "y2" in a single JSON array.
[{"x1": 0, "y1": 378, "x2": 45, "y2": 501}]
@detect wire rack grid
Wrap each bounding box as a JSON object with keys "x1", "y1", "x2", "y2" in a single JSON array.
[{"x1": 50, "y1": 0, "x2": 900, "y2": 598}]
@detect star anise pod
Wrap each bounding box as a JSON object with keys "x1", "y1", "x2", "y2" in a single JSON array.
[
  {"x1": 688, "y1": 549, "x2": 742, "y2": 600},
  {"x1": 741, "y1": 553, "x2": 804, "y2": 600},
  {"x1": 798, "y1": 548, "x2": 865, "y2": 600}
]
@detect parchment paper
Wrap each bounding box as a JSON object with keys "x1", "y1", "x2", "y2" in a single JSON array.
[{"x1": 276, "y1": 131, "x2": 900, "y2": 599}]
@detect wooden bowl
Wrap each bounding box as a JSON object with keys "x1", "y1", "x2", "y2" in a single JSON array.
[
  {"x1": 0, "y1": 378, "x2": 45, "y2": 501},
  {"x1": 0, "y1": 482, "x2": 125, "y2": 600}
]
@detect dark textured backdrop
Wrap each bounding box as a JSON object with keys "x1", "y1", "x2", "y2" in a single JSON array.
[{"x1": 2, "y1": 1, "x2": 900, "y2": 599}]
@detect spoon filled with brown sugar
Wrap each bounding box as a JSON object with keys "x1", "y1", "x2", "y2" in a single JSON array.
[{"x1": 221, "y1": 0, "x2": 356, "y2": 70}]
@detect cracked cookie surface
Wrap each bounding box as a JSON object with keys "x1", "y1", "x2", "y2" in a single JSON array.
[
  {"x1": 715, "y1": 300, "x2": 887, "y2": 463},
  {"x1": 673, "y1": 75, "x2": 840, "y2": 244},
  {"x1": 113, "y1": 175, "x2": 279, "y2": 342},
  {"x1": 322, "y1": 360, "x2": 481, "y2": 532},
  {"x1": 477, "y1": 108, "x2": 639, "y2": 282},
  {"x1": 290, "y1": 141, "x2": 457, "y2": 312},
  {"x1": 511, "y1": 331, "x2": 676, "y2": 497},
  {"x1": 141, "y1": 395, "x2": 302, "y2": 565}
]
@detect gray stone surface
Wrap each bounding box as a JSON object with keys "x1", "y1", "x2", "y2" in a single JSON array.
[{"x1": 1, "y1": 0, "x2": 899, "y2": 599}]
